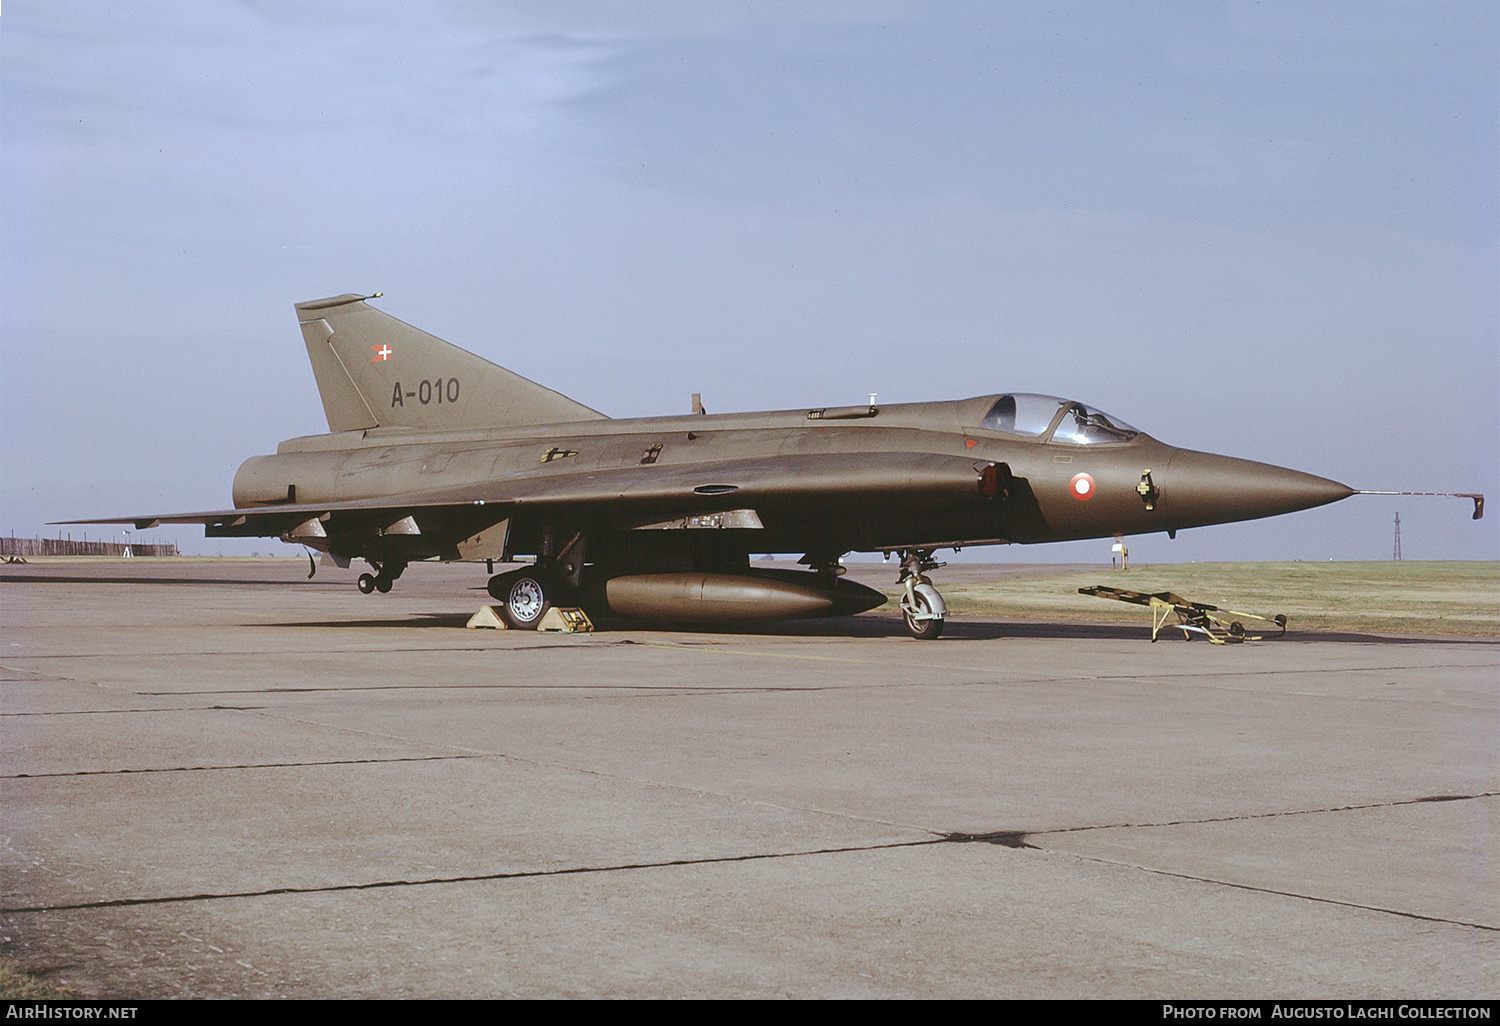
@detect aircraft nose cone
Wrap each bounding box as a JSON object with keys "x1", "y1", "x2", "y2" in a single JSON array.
[{"x1": 1163, "y1": 449, "x2": 1354, "y2": 529}]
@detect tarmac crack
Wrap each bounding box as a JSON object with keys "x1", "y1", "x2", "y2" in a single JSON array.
[
  {"x1": 120, "y1": 663, "x2": 1500, "y2": 698},
  {"x1": 941, "y1": 830, "x2": 1038, "y2": 849},
  {"x1": 234, "y1": 705, "x2": 941, "y2": 837},
  {"x1": 984, "y1": 792, "x2": 1500, "y2": 933},
  {"x1": 0, "y1": 706, "x2": 266, "y2": 717},
  {"x1": 3, "y1": 754, "x2": 482, "y2": 779},
  {"x1": 10, "y1": 798, "x2": 1496, "y2": 931},
  {"x1": 13, "y1": 810, "x2": 1494, "y2": 933},
  {"x1": 7, "y1": 659, "x2": 1496, "y2": 703},
  {"x1": 0, "y1": 837, "x2": 951, "y2": 915},
  {"x1": 1029, "y1": 790, "x2": 1500, "y2": 835},
  {"x1": 1048, "y1": 850, "x2": 1498, "y2": 932},
  {"x1": 2, "y1": 645, "x2": 603, "y2": 662},
  {"x1": 130, "y1": 685, "x2": 817, "y2": 695}
]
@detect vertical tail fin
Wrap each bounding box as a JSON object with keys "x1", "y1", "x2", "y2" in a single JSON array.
[{"x1": 295, "y1": 294, "x2": 607, "y2": 432}]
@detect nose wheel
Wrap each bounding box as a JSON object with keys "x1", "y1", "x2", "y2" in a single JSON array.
[
  {"x1": 896, "y1": 549, "x2": 948, "y2": 640},
  {"x1": 903, "y1": 591, "x2": 945, "y2": 640}
]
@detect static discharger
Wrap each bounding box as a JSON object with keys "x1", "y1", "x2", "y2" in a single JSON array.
[{"x1": 1079, "y1": 585, "x2": 1288, "y2": 644}]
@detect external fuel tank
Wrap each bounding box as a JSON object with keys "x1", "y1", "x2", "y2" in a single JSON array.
[{"x1": 596, "y1": 570, "x2": 886, "y2": 623}]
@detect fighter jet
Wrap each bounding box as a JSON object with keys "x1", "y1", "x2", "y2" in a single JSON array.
[{"x1": 61, "y1": 293, "x2": 1480, "y2": 639}]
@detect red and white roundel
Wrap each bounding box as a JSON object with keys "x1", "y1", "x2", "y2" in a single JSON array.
[{"x1": 1068, "y1": 472, "x2": 1097, "y2": 500}]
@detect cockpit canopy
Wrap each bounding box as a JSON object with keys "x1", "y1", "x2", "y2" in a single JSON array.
[{"x1": 979, "y1": 393, "x2": 1139, "y2": 444}]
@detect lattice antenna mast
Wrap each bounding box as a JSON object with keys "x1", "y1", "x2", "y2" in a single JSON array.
[{"x1": 1392, "y1": 512, "x2": 1402, "y2": 561}]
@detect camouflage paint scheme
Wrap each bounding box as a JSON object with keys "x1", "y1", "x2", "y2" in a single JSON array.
[{"x1": 65, "y1": 294, "x2": 1356, "y2": 636}]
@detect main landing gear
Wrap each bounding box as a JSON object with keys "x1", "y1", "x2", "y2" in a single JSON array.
[
  {"x1": 487, "y1": 566, "x2": 554, "y2": 629},
  {"x1": 896, "y1": 549, "x2": 948, "y2": 640},
  {"x1": 356, "y1": 560, "x2": 406, "y2": 595},
  {"x1": 486, "y1": 528, "x2": 585, "y2": 629}
]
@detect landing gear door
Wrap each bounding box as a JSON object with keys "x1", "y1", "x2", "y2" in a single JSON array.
[{"x1": 455, "y1": 517, "x2": 511, "y2": 561}]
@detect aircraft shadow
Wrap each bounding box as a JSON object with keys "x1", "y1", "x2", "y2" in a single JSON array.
[
  {"x1": 265, "y1": 613, "x2": 477, "y2": 629},
  {"x1": 1, "y1": 573, "x2": 315, "y2": 588},
  {"x1": 934, "y1": 620, "x2": 1494, "y2": 646},
  {"x1": 628, "y1": 617, "x2": 1493, "y2": 646},
  {"x1": 9, "y1": 571, "x2": 1487, "y2": 646},
  {"x1": 261, "y1": 612, "x2": 1493, "y2": 646}
]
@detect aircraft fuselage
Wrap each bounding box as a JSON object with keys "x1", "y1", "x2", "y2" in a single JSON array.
[{"x1": 229, "y1": 395, "x2": 1353, "y2": 568}]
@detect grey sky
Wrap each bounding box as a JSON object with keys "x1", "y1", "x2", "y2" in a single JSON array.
[{"x1": 3, "y1": 1, "x2": 1496, "y2": 562}]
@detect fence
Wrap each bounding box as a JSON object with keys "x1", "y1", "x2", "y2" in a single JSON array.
[{"x1": 2, "y1": 537, "x2": 180, "y2": 557}]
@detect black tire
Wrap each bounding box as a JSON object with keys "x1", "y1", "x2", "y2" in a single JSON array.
[
  {"x1": 494, "y1": 570, "x2": 552, "y2": 630},
  {"x1": 374, "y1": 575, "x2": 393, "y2": 594},
  {"x1": 357, "y1": 573, "x2": 376, "y2": 594},
  {"x1": 903, "y1": 593, "x2": 944, "y2": 640}
]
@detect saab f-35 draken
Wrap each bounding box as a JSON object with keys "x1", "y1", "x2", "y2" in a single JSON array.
[{"x1": 63, "y1": 293, "x2": 1483, "y2": 639}]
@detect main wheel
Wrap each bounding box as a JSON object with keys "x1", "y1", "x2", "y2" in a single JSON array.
[
  {"x1": 357, "y1": 573, "x2": 377, "y2": 594},
  {"x1": 492, "y1": 570, "x2": 552, "y2": 630},
  {"x1": 903, "y1": 593, "x2": 944, "y2": 640},
  {"x1": 374, "y1": 575, "x2": 393, "y2": 594}
]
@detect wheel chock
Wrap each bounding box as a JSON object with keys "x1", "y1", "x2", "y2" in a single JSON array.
[
  {"x1": 538, "y1": 607, "x2": 593, "y2": 633},
  {"x1": 466, "y1": 605, "x2": 509, "y2": 629}
]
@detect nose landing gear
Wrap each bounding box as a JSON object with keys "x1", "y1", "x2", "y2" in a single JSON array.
[{"x1": 896, "y1": 549, "x2": 947, "y2": 640}]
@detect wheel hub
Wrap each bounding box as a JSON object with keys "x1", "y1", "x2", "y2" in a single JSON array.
[{"x1": 509, "y1": 578, "x2": 546, "y2": 622}]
